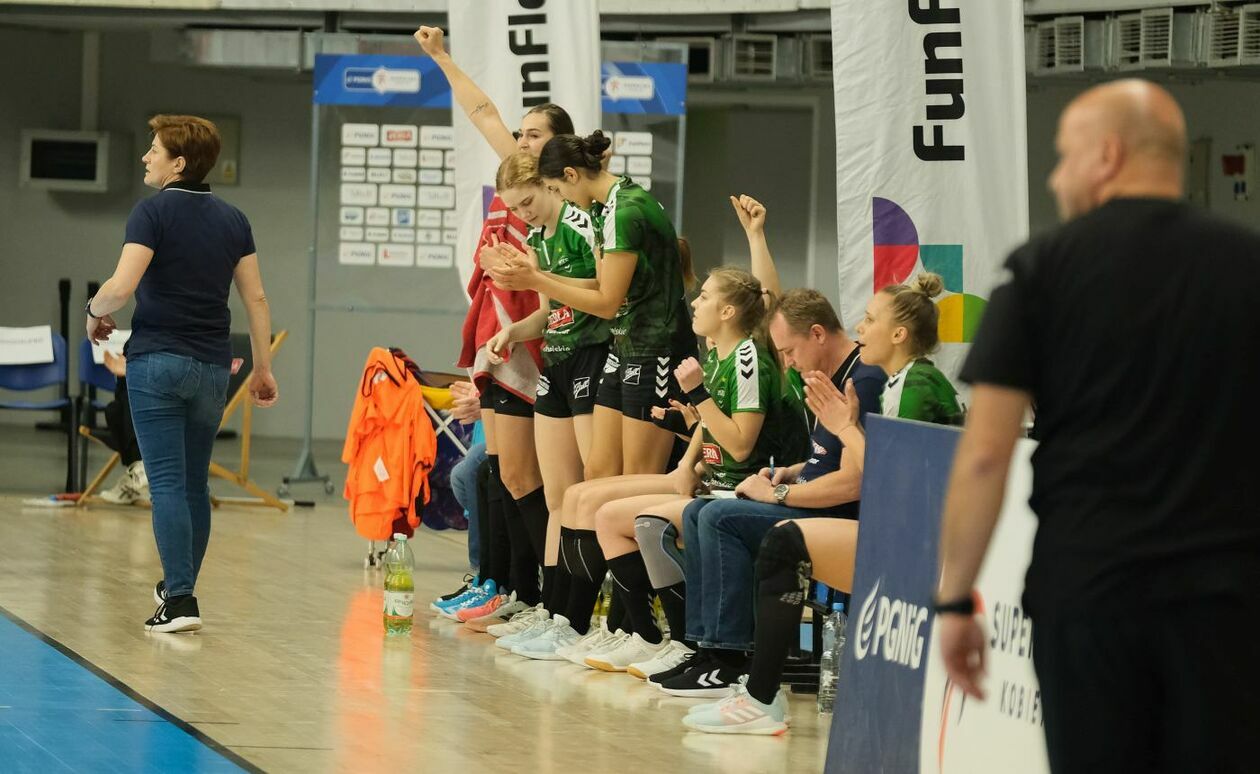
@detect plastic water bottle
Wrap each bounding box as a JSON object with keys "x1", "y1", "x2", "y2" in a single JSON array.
[
  {"x1": 817, "y1": 602, "x2": 847, "y2": 713},
  {"x1": 383, "y1": 534, "x2": 415, "y2": 636}
]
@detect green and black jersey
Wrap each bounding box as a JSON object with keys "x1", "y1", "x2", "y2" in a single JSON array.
[
  {"x1": 699, "y1": 338, "x2": 808, "y2": 490},
  {"x1": 881, "y1": 358, "x2": 964, "y2": 424},
  {"x1": 527, "y1": 202, "x2": 610, "y2": 366},
  {"x1": 596, "y1": 176, "x2": 688, "y2": 359}
]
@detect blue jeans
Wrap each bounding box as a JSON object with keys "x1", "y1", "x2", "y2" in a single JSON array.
[
  {"x1": 683, "y1": 498, "x2": 838, "y2": 650},
  {"x1": 127, "y1": 352, "x2": 229, "y2": 598},
  {"x1": 451, "y1": 441, "x2": 487, "y2": 571}
]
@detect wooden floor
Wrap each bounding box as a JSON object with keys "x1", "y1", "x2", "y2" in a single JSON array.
[{"x1": 0, "y1": 429, "x2": 831, "y2": 773}]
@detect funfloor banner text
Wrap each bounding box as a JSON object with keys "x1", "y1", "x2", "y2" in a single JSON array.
[
  {"x1": 830, "y1": 0, "x2": 1029, "y2": 383},
  {"x1": 449, "y1": 1, "x2": 602, "y2": 294},
  {"x1": 824, "y1": 417, "x2": 1049, "y2": 773}
]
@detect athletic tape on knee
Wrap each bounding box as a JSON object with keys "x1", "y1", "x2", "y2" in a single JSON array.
[
  {"x1": 634, "y1": 515, "x2": 685, "y2": 590},
  {"x1": 756, "y1": 521, "x2": 812, "y2": 605}
]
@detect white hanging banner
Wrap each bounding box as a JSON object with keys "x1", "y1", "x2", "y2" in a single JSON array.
[
  {"x1": 832, "y1": 0, "x2": 1029, "y2": 383},
  {"x1": 448, "y1": 1, "x2": 602, "y2": 296}
]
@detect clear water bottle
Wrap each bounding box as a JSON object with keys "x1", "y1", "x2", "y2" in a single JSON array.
[
  {"x1": 383, "y1": 534, "x2": 415, "y2": 636},
  {"x1": 817, "y1": 602, "x2": 847, "y2": 713}
]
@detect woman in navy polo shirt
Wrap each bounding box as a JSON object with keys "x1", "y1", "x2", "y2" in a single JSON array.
[{"x1": 86, "y1": 114, "x2": 278, "y2": 633}]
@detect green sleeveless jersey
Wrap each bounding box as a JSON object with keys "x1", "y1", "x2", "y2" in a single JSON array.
[{"x1": 527, "y1": 202, "x2": 609, "y2": 366}]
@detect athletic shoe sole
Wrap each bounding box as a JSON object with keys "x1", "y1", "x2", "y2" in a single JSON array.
[
  {"x1": 627, "y1": 666, "x2": 650, "y2": 680},
  {"x1": 659, "y1": 685, "x2": 735, "y2": 699},
  {"x1": 145, "y1": 616, "x2": 202, "y2": 634},
  {"x1": 681, "y1": 717, "x2": 787, "y2": 736},
  {"x1": 512, "y1": 648, "x2": 570, "y2": 661}
]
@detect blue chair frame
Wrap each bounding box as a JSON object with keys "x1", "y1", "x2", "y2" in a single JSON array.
[{"x1": 0, "y1": 333, "x2": 77, "y2": 491}]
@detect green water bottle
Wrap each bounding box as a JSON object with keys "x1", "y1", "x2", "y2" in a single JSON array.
[{"x1": 383, "y1": 533, "x2": 415, "y2": 636}]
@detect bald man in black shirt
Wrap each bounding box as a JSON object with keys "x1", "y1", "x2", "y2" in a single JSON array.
[{"x1": 935, "y1": 80, "x2": 1260, "y2": 772}]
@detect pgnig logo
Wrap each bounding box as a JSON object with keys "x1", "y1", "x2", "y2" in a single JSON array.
[
  {"x1": 854, "y1": 577, "x2": 929, "y2": 670},
  {"x1": 872, "y1": 197, "x2": 986, "y2": 343}
]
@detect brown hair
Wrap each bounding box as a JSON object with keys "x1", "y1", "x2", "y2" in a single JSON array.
[
  {"x1": 770, "y1": 288, "x2": 844, "y2": 336},
  {"x1": 880, "y1": 272, "x2": 944, "y2": 356},
  {"x1": 708, "y1": 267, "x2": 778, "y2": 366},
  {"x1": 525, "y1": 103, "x2": 575, "y2": 136},
  {"x1": 147, "y1": 114, "x2": 220, "y2": 183},
  {"x1": 495, "y1": 151, "x2": 544, "y2": 192},
  {"x1": 677, "y1": 236, "x2": 697, "y2": 291},
  {"x1": 538, "y1": 130, "x2": 613, "y2": 177}
]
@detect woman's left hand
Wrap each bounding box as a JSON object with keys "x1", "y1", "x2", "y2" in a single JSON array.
[
  {"x1": 674, "y1": 357, "x2": 704, "y2": 393},
  {"x1": 86, "y1": 314, "x2": 117, "y2": 344},
  {"x1": 250, "y1": 369, "x2": 279, "y2": 408}
]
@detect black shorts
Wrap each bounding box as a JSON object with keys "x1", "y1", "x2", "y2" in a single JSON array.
[
  {"x1": 478, "y1": 381, "x2": 534, "y2": 418},
  {"x1": 534, "y1": 344, "x2": 607, "y2": 419},
  {"x1": 596, "y1": 353, "x2": 686, "y2": 422}
]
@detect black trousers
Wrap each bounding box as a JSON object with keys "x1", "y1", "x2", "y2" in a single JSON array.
[
  {"x1": 1033, "y1": 594, "x2": 1259, "y2": 774},
  {"x1": 104, "y1": 376, "x2": 142, "y2": 466}
]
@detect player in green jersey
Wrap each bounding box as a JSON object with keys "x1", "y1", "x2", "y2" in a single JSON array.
[
  {"x1": 491, "y1": 130, "x2": 699, "y2": 483},
  {"x1": 484, "y1": 152, "x2": 611, "y2": 617}
]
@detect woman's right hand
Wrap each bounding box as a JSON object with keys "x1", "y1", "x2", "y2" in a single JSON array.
[
  {"x1": 413, "y1": 26, "x2": 448, "y2": 59},
  {"x1": 729, "y1": 194, "x2": 767, "y2": 234},
  {"x1": 670, "y1": 460, "x2": 701, "y2": 497},
  {"x1": 250, "y1": 369, "x2": 279, "y2": 408},
  {"x1": 448, "y1": 380, "x2": 481, "y2": 423},
  {"x1": 485, "y1": 329, "x2": 511, "y2": 365}
]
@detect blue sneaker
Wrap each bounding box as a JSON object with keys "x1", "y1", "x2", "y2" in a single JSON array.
[{"x1": 436, "y1": 579, "x2": 497, "y2": 619}]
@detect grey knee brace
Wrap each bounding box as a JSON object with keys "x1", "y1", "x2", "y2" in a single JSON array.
[{"x1": 634, "y1": 515, "x2": 685, "y2": 590}]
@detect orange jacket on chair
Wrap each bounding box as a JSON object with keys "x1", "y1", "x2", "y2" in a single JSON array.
[{"x1": 341, "y1": 348, "x2": 437, "y2": 541}]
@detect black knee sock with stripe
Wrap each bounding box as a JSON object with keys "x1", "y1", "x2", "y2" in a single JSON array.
[
  {"x1": 746, "y1": 521, "x2": 812, "y2": 705},
  {"x1": 607, "y1": 552, "x2": 662, "y2": 644},
  {"x1": 562, "y1": 527, "x2": 606, "y2": 635}
]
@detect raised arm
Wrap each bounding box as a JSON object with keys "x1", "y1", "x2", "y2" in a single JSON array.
[
  {"x1": 414, "y1": 26, "x2": 518, "y2": 161},
  {"x1": 730, "y1": 194, "x2": 780, "y2": 297}
]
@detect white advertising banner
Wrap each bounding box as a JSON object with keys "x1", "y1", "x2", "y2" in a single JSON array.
[
  {"x1": 0, "y1": 325, "x2": 54, "y2": 365},
  {"x1": 831, "y1": 0, "x2": 1030, "y2": 382},
  {"x1": 448, "y1": 1, "x2": 602, "y2": 295},
  {"x1": 919, "y1": 438, "x2": 1050, "y2": 773}
]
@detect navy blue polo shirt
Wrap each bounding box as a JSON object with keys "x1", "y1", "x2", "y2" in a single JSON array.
[
  {"x1": 796, "y1": 346, "x2": 885, "y2": 517},
  {"x1": 122, "y1": 181, "x2": 255, "y2": 367}
]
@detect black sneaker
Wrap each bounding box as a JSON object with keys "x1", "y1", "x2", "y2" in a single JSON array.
[
  {"x1": 153, "y1": 580, "x2": 167, "y2": 605},
  {"x1": 648, "y1": 649, "x2": 697, "y2": 689},
  {"x1": 145, "y1": 595, "x2": 202, "y2": 633},
  {"x1": 438, "y1": 574, "x2": 477, "y2": 602},
  {"x1": 658, "y1": 655, "x2": 741, "y2": 698}
]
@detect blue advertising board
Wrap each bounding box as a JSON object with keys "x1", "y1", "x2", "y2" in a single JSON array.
[
  {"x1": 601, "y1": 62, "x2": 687, "y2": 116},
  {"x1": 314, "y1": 54, "x2": 452, "y2": 108},
  {"x1": 826, "y1": 416, "x2": 960, "y2": 773}
]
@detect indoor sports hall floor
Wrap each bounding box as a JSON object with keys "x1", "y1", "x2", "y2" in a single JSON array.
[{"x1": 0, "y1": 427, "x2": 829, "y2": 773}]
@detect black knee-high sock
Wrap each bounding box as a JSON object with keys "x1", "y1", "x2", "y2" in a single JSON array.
[
  {"x1": 607, "y1": 553, "x2": 662, "y2": 644},
  {"x1": 483, "y1": 457, "x2": 512, "y2": 590},
  {"x1": 514, "y1": 487, "x2": 553, "y2": 605},
  {"x1": 547, "y1": 563, "x2": 571, "y2": 615},
  {"x1": 657, "y1": 581, "x2": 690, "y2": 646},
  {"x1": 606, "y1": 584, "x2": 626, "y2": 633},
  {"x1": 746, "y1": 521, "x2": 812, "y2": 705},
  {"x1": 475, "y1": 459, "x2": 493, "y2": 582},
  {"x1": 502, "y1": 492, "x2": 540, "y2": 605},
  {"x1": 562, "y1": 528, "x2": 606, "y2": 635}
]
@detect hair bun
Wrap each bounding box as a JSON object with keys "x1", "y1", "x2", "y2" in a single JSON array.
[
  {"x1": 581, "y1": 130, "x2": 613, "y2": 162},
  {"x1": 912, "y1": 272, "x2": 945, "y2": 300}
]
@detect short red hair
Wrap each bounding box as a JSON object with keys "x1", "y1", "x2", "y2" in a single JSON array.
[{"x1": 148, "y1": 114, "x2": 221, "y2": 183}]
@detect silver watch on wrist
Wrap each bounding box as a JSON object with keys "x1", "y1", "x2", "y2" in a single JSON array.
[{"x1": 773, "y1": 483, "x2": 790, "y2": 505}]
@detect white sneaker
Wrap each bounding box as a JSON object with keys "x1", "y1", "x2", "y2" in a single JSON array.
[
  {"x1": 585, "y1": 632, "x2": 668, "y2": 672},
  {"x1": 487, "y1": 604, "x2": 546, "y2": 638},
  {"x1": 511, "y1": 615, "x2": 581, "y2": 660},
  {"x1": 557, "y1": 625, "x2": 621, "y2": 668},
  {"x1": 687, "y1": 676, "x2": 792, "y2": 726},
  {"x1": 100, "y1": 461, "x2": 145, "y2": 504},
  {"x1": 628, "y1": 640, "x2": 694, "y2": 680},
  {"x1": 495, "y1": 614, "x2": 553, "y2": 651},
  {"x1": 682, "y1": 681, "x2": 789, "y2": 735}
]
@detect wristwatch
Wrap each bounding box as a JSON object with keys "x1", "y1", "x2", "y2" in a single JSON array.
[
  {"x1": 773, "y1": 483, "x2": 790, "y2": 505},
  {"x1": 85, "y1": 296, "x2": 102, "y2": 319},
  {"x1": 932, "y1": 595, "x2": 976, "y2": 616}
]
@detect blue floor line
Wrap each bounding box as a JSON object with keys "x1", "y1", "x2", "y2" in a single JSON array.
[{"x1": 0, "y1": 606, "x2": 257, "y2": 774}]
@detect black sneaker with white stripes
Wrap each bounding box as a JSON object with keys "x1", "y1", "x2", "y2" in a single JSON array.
[
  {"x1": 145, "y1": 594, "x2": 202, "y2": 633},
  {"x1": 153, "y1": 580, "x2": 167, "y2": 605},
  {"x1": 648, "y1": 649, "x2": 697, "y2": 689},
  {"x1": 658, "y1": 654, "x2": 741, "y2": 698}
]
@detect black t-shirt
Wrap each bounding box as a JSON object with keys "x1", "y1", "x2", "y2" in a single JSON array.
[
  {"x1": 960, "y1": 198, "x2": 1260, "y2": 616},
  {"x1": 123, "y1": 181, "x2": 255, "y2": 367},
  {"x1": 796, "y1": 346, "x2": 885, "y2": 518}
]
